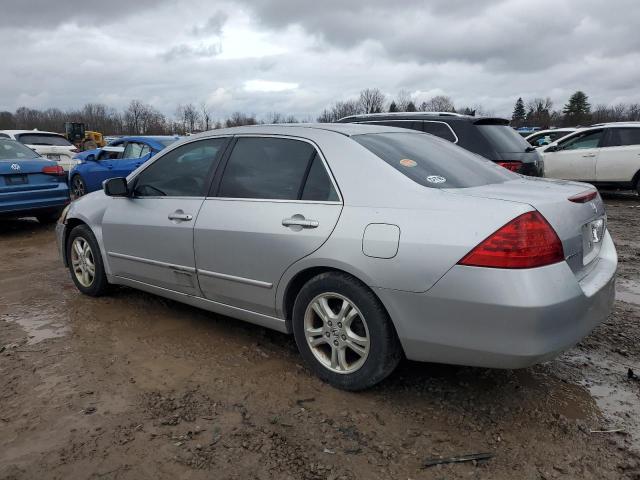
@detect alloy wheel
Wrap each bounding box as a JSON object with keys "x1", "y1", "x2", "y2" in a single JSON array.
[
  {"x1": 71, "y1": 176, "x2": 85, "y2": 199},
  {"x1": 70, "y1": 237, "x2": 95, "y2": 287},
  {"x1": 303, "y1": 292, "x2": 370, "y2": 374}
]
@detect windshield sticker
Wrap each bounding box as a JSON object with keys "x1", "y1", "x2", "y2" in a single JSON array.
[
  {"x1": 399, "y1": 159, "x2": 417, "y2": 167},
  {"x1": 426, "y1": 175, "x2": 446, "y2": 184}
]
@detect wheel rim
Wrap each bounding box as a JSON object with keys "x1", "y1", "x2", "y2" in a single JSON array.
[
  {"x1": 303, "y1": 292, "x2": 370, "y2": 374},
  {"x1": 72, "y1": 177, "x2": 85, "y2": 198},
  {"x1": 70, "y1": 237, "x2": 96, "y2": 287}
]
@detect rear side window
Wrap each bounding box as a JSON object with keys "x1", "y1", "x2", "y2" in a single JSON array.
[
  {"x1": 353, "y1": 132, "x2": 515, "y2": 189},
  {"x1": 16, "y1": 133, "x2": 72, "y2": 147},
  {"x1": 421, "y1": 121, "x2": 457, "y2": 142},
  {"x1": 607, "y1": 128, "x2": 640, "y2": 147},
  {"x1": 218, "y1": 137, "x2": 337, "y2": 201},
  {"x1": 476, "y1": 125, "x2": 531, "y2": 153}
]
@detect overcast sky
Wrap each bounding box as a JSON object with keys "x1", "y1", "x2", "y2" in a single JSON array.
[{"x1": 2, "y1": 0, "x2": 639, "y2": 120}]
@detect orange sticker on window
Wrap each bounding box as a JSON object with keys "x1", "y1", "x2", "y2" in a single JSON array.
[{"x1": 399, "y1": 159, "x2": 417, "y2": 167}]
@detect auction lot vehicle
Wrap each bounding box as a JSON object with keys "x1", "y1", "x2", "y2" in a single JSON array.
[
  {"x1": 338, "y1": 112, "x2": 544, "y2": 176},
  {"x1": 540, "y1": 123, "x2": 640, "y2": 193},
  {"x1": 526, "y1": 128, "x2": 576, "y2": 147},
  {"x1": 56, "y1": 124, "x2": 616, "y2": 390},
  {"x1": 0, "y1": 130, "x2": 78, "y2": 171},
  {"x1": 0, "y1": 138, "x2": 70, "y2": 223},
  {"x1": 68, "y1": 135, "x2": 181, "y2": 198}
]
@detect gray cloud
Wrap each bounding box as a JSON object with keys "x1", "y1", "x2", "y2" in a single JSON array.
[{"x1": 192, "y1": 11, "x2": 229, "y2": 36}]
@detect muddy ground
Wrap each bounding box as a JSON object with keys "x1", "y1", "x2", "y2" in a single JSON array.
[{"x1": 1, "y1": 194, "x2": 639, "y2": 480}]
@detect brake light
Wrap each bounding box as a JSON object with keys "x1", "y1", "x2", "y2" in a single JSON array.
[
  {"x1": 458, "y1": 211, "x2": 564, "y2": 269},
  {"x1": 496, "y1": 161, "x2": 522, "y2": 172},
  {"x1": 42, "y1": 165, "x2": 65, "y2": 176},
  {"x1": 568, "y1": 190, "x2": 598, "y2": 203}
]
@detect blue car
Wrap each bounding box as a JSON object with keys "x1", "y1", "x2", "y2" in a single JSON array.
[
  {"x1": 0, "y1": 138, "x2": 70, "y2": 223},
  {"x1": 69, "y1": 136, "x2": 181, "y2": 198}
]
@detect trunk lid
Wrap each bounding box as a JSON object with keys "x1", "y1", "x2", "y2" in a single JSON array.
[
  {"x1": 0, "y1": 158, "x2": 64, "y2": 191},
  {"x1": 445, "y1": 177, "x2": 606, "y2": 279}
]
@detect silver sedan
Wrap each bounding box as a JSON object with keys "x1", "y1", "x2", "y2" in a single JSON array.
[{"x1": 56, "y1": 124, "x2": 617, "y2": 390}]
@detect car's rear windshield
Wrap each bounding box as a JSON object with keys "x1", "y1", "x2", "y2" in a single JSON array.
[
  {"x1": 476, "y1": 125, "x2": 532, "y2": 153},
  {"x1": 16, "y1": 133, "x2": 72, "y2": 147},
  {"x1": 353, "y1": 132, "x2": 515, "y2": 189},
  {"x1": 0, "y1": 139, "x2": 40, "y2": 160}
]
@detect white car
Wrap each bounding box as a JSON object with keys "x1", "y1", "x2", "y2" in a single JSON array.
[
  {"x1": 525, "y1": 128, "x2": 576, "y2": 148},
  {"x1": 540, "y1": 123, "x2": 640, "y2": 193},
  {"x1": 0, "y1": 130, "x2": 79, "y2": 171}
]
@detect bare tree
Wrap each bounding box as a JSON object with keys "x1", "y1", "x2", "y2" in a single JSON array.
[
  {"x1": 394, "y1": 90, "x2": 412, "y2": 111},
  {"x1": 200, "y1": 102, "x2": 212, "y2": 131},
  {"x1": 358, "y1": 88, "x2": 385, "y2": 114},
  {"x1": 317, "y1": 100, "x2": 362, "y2": 122},
  {"x1": 421, "y1": 95, "x2": 456, "y2": 112},
  {"x1": 526, "y1": 97, "x2": 553, "y2": 128},
  {"x1": 225, "y1": 112, "x2": 257, "y2": 127}
]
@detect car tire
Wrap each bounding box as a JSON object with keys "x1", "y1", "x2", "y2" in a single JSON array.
[
  {"x1": 292, "y1": 272, "x2": 402, "y2": 391},
  {"x1": 36, "y1": 208, "x2": 63, "y2": 224},
  {"x1": 636, "y1": 177, "x2": 640, "y2": 196},
  {"x1": 71, "y1": 174, "x2": 86, "y2": 199},
  {"x1": 66, "y1": 224, "x2": 110, "y2": 297}
]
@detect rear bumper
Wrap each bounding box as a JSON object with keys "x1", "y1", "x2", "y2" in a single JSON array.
[
  {"x1": 376, "y1": 230, "x2": 617, "y2": 368},
  {"x1": 0, "y1": 184, "x2": 69, "y2": 217}
]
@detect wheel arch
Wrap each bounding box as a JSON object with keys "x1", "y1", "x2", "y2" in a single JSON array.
[
  {"x1": 631, "y1": 168, "x2": 640, "y2": 192},
  {"x1": 61, "y1": 217, "x2": 89, "y2": 266}
]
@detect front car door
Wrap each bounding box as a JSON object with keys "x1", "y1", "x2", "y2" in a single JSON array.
[
  {"x1": 101, "y1": 137, "x2": 230, "y2": 294},
  {"x1": 595, "y1": 127, "x2": 640, "y2": 183},
  {"x1": 543, "y1": 129, "x2": 604, "y2": 181},
  {"x1": 84, "y1": 144, "x2": 125, "y2": 192},
  {"x1": 194, "y1": 136, "x2": 343, "y2": 316}
]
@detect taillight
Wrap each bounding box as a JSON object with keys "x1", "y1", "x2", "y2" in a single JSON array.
[
  {"x1": 568, "y1": 190, "x2": 598, "y2": 203},
  {"x1": 458, "y1": 211, "x2": 564, "y2": 269},
  {"x1": 42, "y1": 165, "x2": 65, "y2": 176},
  {"x1": 496, "y1": 161, "x2": 523, "y2": 172}
]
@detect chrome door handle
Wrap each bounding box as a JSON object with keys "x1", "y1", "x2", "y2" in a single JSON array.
[
  {"x1": 168, "y1": 212, "x2": 193, "y2": 221},
  {"x1": 582, "y1": 153, "x2": 596, "y2": 158},
  {"x1": 282, "y1": 217, "x2": 319, "y2": 228}
]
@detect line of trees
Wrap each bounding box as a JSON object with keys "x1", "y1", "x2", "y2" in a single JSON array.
[
  {"x1": 511, "y1": 91, "x2": 640, "y2": 129},
  {"x1": 1, "y1": 89, "x2": 638, "y2": 136}
]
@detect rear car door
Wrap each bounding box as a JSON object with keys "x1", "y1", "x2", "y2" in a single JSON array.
[
  {"x1": 595, "y1": 127, "x2": 640, "y2": 183},
  {"x1": 543, "y1": 129, "x2": 604, "y2": 181},
  {"x1": 101, "y1": 138, "x2": 229, "y2": 294},
  {"x1": 116, "y1": 141, "x2": 153, "y2": 176},
  {"x1": 194, "y1": 136, "x2": 342, "y2": 316}
]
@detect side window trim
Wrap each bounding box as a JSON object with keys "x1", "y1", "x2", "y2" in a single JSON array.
[
  {"x1": 359, "y1": 120, "x2": 459, "y2": 144},
  {"x1": 129, "y1": 136, "x2": 232, "y2": 199},
  {"x1": 207, "y1": 134, "x2": 343, "y2": 204}
]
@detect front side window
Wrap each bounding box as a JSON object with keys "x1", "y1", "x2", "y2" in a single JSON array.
[
  {"x1": 422, "y1": 121, "x2": 457, "y2": 142},
  {"x1": 16, "y1": 133, "x2": 73, "y2": 147},
  {"x1": 218, "y1": 137, "x2": 320, "y2": 200},
  {"x1": 606, "y1": 128, "x2": 640, "y2": 147},
  {"x1": 353, "y1": 132, "x2": 515, "y2": 189},
  {"x1": 98, "y1": 146, "x2": 124, "y2": 161},
  {"x1": 134, "y1": 138, "x2": 227, "y2": 197},
  {"x1": 559, "y1": 130, "x2": 603, "y2": 151}
]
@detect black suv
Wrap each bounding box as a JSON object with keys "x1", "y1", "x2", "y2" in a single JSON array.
[{"x1": 337, "y1": 112, "x2": 544, "y2": 177}]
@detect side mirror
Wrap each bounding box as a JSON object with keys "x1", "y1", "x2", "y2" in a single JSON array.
[
  {"x1": 103, "y1": 177, "x2": 129, "y2": 197},
  {"x1": 85, "y1": 153, "x2": 96, "y2": 161}
]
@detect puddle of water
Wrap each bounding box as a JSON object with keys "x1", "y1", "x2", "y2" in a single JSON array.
[
  {"x1": 616, "y1": 278, "x2": 640, "y2": 306},
  {"x1": 3, "y1": 308, "x2": 69, "y2": 345}
]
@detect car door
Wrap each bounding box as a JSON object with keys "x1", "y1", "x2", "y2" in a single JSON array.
[
  {"x1": 115, "y1": 141, "x2": 153, "y2": 177},
  {"x1": 543, "y1": 129, "x2": 604, "y2": 181},
  {"x1": 194, "y1": 136, "x2": 343, "y2": 316},
  {"x1": 595, "y1": 127, "x2": 640, "y2": 183},
  {"x1": 101, "y1": 137, "x2": 230, "y2": 294},
  {"x1": 83, "y1": 145, "x2": 126, "y2": 191}
]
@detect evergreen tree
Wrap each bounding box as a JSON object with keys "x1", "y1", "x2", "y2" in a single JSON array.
[
  {"x1": 563, "y1": 91, "x2": 591, "y2": 126},
  {"x1": 511, "y1": 97, "x2": 526, "y2": 127},
  {"x1": 388, "y1": 101, "x2": 398, "y2": 113},
  {"x1": 406, "y1": 101, "x2": 417, "y2": 112}
]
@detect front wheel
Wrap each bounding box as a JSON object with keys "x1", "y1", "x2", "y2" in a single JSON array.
[
  {"x1": 71, "y1": 175, "x2": 87, "y2": 199},
  {"x1": 67, "y1": 224, "x2": 110, "y2": 296},
  {"x1": 292, "y1": 272, "x2": 402, "y2": 391}
]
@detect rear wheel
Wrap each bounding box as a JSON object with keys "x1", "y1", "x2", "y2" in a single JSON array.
[
  {"x1": 36, "y1": 208, "x2": 63, "y2": 224},
  {"x1": 71, "y1": 175, "x2": 86, "y2": 199},
  {"x1": 292, "y1": 272, "x2": 402, "y2": 391},
  {"x1": 67, "y1": 224, "x2": 109, "y2": 296}
]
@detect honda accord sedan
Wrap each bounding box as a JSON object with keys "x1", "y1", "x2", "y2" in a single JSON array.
[{"x1": 56, "y1": 124, "x2": 616, "y2": 390}]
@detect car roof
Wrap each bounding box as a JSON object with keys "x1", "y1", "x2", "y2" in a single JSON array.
[
  {"x1": 194, "y1": 123, "x2": 417, "y2": 138},
  {"x1": 0, "y1": 129, "x2": 65, "y2": 136},
  {"x1": 337, "y1": 112, "x2": 510, "y2": 124},
  {"x1": 109, "y1": 135, "x2": 182, "y2": 145},
  {"x1": 590, "y1": 122, "x2": 640, "y2": 128}
]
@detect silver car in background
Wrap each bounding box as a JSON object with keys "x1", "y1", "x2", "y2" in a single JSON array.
[{"x1": 56, "y1": 124, "x2": 616, "y2": 390}]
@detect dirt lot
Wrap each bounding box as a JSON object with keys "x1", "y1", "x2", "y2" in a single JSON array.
[{"x1": 1, "y1": 194, "x2": 639, "y2": 480}]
